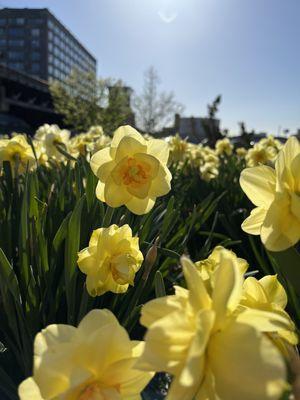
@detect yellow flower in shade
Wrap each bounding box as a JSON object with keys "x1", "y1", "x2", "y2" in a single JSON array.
[
  {"x1": 90, "y1": 125, "x2": 172, "y2": 215},
  {"x1": 137, "y1": 249, "x2": 290, "y2": 400},
  {"x1": 241, "y1": 274, "x2": 298, "y2": 346},
  {"x1": 236, "y1": 147, "x2": 247, "y2": 157},
  {"x1": 195, "y1": 246, "x2": 248, "y2": 290},
  {"x1": 78, "y1": 224, "x2": 143, "y2": 296},
  {"x1": 18, "y1": 309, "x2": 153, "y2": 400},
  {"x1": 240, "y1": 136, "x2": 300, "y2": 251},
  {"x1": 35, "y1": 124, "x2": 70, "y2": 161},
  {"x1": 245, "y1": 143, "x2": 275, "y2": 167},
  {"x1": 215, "y1": 137, "x2": 233, "y2": 156},
  {"x1": 0, "y1": 134, "x2": 35, "y2": 174}
]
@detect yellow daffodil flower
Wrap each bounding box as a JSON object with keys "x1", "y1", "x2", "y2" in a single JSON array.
[
  {"x1": 78, "y1": 224, "x2": 143, "y2": 296},
  {"x1": 240, "y1": 136, "x2": 300, "y2": 251},
  {"x1": 0, "y1": 134, "x2": 35, "y2": 174},
  {"x1": 241, "y1": 274, "x2": 298, "y2": 346},
  {"x1": 215, "y1": 137, "x2": 233, "y2": 156},
  {"x1": 90, "y1": 125, "x2": 172, "y2": 215},
  {"x1": 35, "y1": 124, "x2": 70, "y2": 161},
  {"x1": 138, "y1": 249, "x2": 290, "y2": 400},
  {"x1": 195, "y1": 245, "x2": 248, "y2": 290},
  {"x1": 18, "y1": 309, "x2": 152, "y2": 400}
]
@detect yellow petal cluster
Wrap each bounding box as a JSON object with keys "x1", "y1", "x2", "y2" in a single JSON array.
[
  {"x1": 35, "y1": 123, "x2": 71, "y2": 161},
  {"x1": 240, "y1": 136, "x2": 300, "y2": 251},
  {"x1": 138, "y1": 247, "x2": 295, "y2": 400},
  {"x1": 0, "y1": 134, "x2": 35, "y2": 174},
  {"x1": 215, "y1": 137, "x2": 233, "y2": 156},
  {"x1": 18, "y1": 309, "x2": 152, "y2": 400},
  {"x1": 241, "y1": 274, "x2": 298, "y2": 346},
  {"x1": 90, "y1": 125, "x2": 172, "y2": 215},
  {"x1": 195, "y1": 245, "x2": 248, "y2": 290},
  {"x1": 78, "y1": 224, "x2": 143, "y2": 296}
]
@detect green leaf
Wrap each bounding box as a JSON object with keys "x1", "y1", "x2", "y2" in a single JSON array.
[
  {"x1": 154, "y1": 271, "x2": 166, "y2": 298},
  {"x1": 64, "y1": 195, "x2": 85, "y2": 323},
  {"x1": 268, "y1": 247, "x2": 300, "y2": 297}
]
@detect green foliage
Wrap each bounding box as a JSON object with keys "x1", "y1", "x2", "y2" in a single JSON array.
[{"x1": 50, "y1": 70, "x2": 132, "y2": 134}]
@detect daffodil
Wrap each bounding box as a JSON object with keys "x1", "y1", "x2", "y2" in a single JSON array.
[
  {"x1": 138, "y1": 249, "x2": 290, "y2": 400},
  {"x1": 78, "y1": 224, "x2": 143, "y2": 296},
  {"x1": 236, "y1": 147, "x2": 247, "y2": 157},
  {"x1": 241, "y1": 274, "x2": 298, "y2": 347},
  {"x1": 240, "y1": 136, "x2": 300, "y2": 251},
  {"x1": 0, "y1": 134, "x2": 35, "y2": 174},
  {"x1": 245, "y1": 143, "x2": 275, "y2": 167},
  {"x1": 35, "y1": 124, "x2": 70, "y2": 161},
  {"x1": 215, "y1": 137, "x2": 233, "y2": 156},
  {"x1": 18, "y1": 309, "x2": 152, "y2": 400},
  {"x1": 90, "y1": 125, "x2": 171, "y2": 215},
  {"x1": 195, "y1": 245, "x2": 248, "y2": 290}
]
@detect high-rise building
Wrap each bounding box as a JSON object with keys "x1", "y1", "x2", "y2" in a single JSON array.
[{"x1": 0, "y1": 8, "x2": 97, "y2": 83}]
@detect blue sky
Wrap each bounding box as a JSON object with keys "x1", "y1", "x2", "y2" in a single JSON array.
[{"x1": 4, "y1": 0, "x2": 300, "y2": 134}]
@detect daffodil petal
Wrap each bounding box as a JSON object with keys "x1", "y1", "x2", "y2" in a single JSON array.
[
  {"x1": 241, "y1": 207, "x2": 267, "y2": 235},
  {"x1": 240, "y1": 166, "x2": 276, "y2": 208}
]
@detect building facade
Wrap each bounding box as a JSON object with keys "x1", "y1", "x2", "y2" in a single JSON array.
[{"x1": 0, "y1": 8, "x2": 97, "y2": 83}]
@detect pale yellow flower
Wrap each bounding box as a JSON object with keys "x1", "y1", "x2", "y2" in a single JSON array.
[
  {"x1": 236, "y1": 147, "x2": 247, "y2": 157},
  {"x1": 35, "y1": 124, "x2": 70, "y2": 161},
  {"x1": 90, "y1": 125, "x2": 172, "y2": 215},
  {"x1": 18, "y1": 309, "x2": 152, "y2": 400},
  {"x1": 168, "y1": 134, "x2": 189, "y2": 164},
  {"x1": 0, "y1": 134, "x2": 35, "y2": 174},
  {"x1": 240, "y1": 136, "x2": 300, "y2": 251},
  {"x1": 245, "y1": 143, "x2": 275, "y2": 167},
  {"x1": 241, "y1": 274, "x2": 298, "y2": 346},
  {"x1": 78, "y1": 224, "x2": 143, "y2": 296},
  {"x1": 86, "y1": 125, "x2": 104, "y2": 138},
  {"x1": 195, "y1": 245, "x2": 248, "y2": 290},
  {"x1": 32, "y1": 140, "x2": 48, "y2": 166},
  {"x1": 215, "y1": 137, "x2": 233, "y2": 156},
  {"x1": 138, "y1": 249, "x2": 290, "y2": 400}
]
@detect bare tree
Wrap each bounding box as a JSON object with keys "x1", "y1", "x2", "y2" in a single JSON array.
[{"x1": 133, "y1": 66, "x2": 183, "y2": 134}]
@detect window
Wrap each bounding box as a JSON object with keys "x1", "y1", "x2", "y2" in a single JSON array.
[
  {"x1": 8, "y1": 39, "x2": 24, "y2": 47},
  {"x1": 31, "y1": 28, "x2": 40, "y2": 37},
  {"x1": 32, "y1": 18, "x2": 43, "y2": 25},
  {"x1": 8, "y1": 61, "x2": 24, "y2": 70},
  {"x1": 0, "y1": 19, "x2": 6, "y2": 26},
  {"x1": 0, "y1": 39, "x2": 6, "y2": 46},
  {"x1": 8, "y1": 27, "x2": 25, "y2": 37},
  {"x1": 48, "y1": 19, "x2": 54, "y2": 29},
  {"x1": 48, "y1": 42, "x2": 53, "y2": 52},
  {"x1": 31, "y1": 63, "x2": 40, "y2": 73},
  {"x1": 31, "y1": 39, "x2": 40, "y2": 48},
  {"x1": 9, "y1": 18, "x2": 25, "y2": 25},
  {"x1": 8, "y1": 50, "x2": 24, "y2": 61},
  {"x1": 0, "y1": 28, "x2": 6, "y2": 35},
  {"x1": 31, "y1": 51, "x2": 40, "y2": 61}
]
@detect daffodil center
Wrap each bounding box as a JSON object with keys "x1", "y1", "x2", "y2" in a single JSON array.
[
  {"x1": 77, "y1": 383, "x2": 120, "y2": 400},
  {"x1": 110, "y1": 253, "x2": 136, "y2": 285},
  {"x1": 121, "y1": 157, "x2": 150, "y2": 186}
]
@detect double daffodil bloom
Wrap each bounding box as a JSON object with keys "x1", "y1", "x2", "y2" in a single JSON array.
[
  {"x1": 240, "y1": 137, "x2": 300, "y2": 251},
  {"x1": 195, "y1": 246, "x2": 248, "y2": 289},
  {"x1": 35, "y1": 124, "x2": 70, "y2": 161},
  {"x1": 18, "y1": 309, "x2": 153, "y2": 400},
  {"x1": 78, "y1": 224, "x2": 143, "y2": 296},
  {"x1": 90, "y1": 125, "x2": 172, "y2": 215},
  {"x1": 138, "y1": 249, "x2": 291, "y2": 400},
  {"x1": 0, "y1": 134, "x2": 35, "y2": 174}
]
